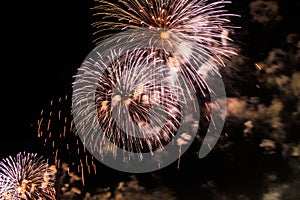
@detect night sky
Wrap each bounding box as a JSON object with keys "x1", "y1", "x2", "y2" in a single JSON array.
[
  {"x1": 1, "y1": 0, "x2": 300, "y2": 199},
  {"x1": 2, "y1": 0, "x2": 93, "y2": 155}
]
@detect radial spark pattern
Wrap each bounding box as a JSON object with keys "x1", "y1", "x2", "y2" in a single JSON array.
[
  {"x1": 72, "y1": 49, "x2": 183, "y2": 161},
  {"x1": 0, "y1": 152, "x2": 56, "y2": 200},
  {"x1": 92, "y1": 0, "x2": 238, "y2": 78}
]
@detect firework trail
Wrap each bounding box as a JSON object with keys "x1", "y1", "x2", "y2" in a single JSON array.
[
  {"x1": 37, "y1": 95, "x2": 97, "y2": 185},
  {"x1": 0, "y1": 152, "x2": 56, "y2": 200},
  {"x1": 72, "y1": 49, "x2": 184, "y2": 162}
]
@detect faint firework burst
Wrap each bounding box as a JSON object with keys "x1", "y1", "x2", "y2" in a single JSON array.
[
  {"x1": 0, "y1": 152, "x2": 56, "y2": 200},
  {"x1": 37, "y1": 95, "x2": 97, "y2": 186},
  {"x1": 72, "y1": 49, "x2": 185, "y2": 162}
]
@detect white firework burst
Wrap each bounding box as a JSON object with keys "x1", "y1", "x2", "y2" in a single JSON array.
[
  {"x1": 0, "y1": 152, "x2": 56, "y2": 200},
  {"x1": 72, "y1": 48, "x2": 184, "y2": 161},
  {"x1": 91, "y1": 0, "x2": 238, "y2": 77}
]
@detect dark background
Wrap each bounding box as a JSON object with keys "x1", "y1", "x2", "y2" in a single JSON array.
[
  {"x1": 2, "y1": 0, "x2": 94, "y2": 155},
  {"x1": 1, "y1": 0, "x2": 300, "y2": 199}
]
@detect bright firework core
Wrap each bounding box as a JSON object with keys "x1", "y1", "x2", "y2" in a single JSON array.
[{"x1": 160, "y1": 31, "x2": 171, "y2": 39}]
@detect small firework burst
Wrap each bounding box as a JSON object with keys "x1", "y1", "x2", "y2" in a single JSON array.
[
  {"x1": 0, "y1": 152, "x2": 56, "y2": 200},
  {"x1": 37, "y1": 95, "x2": 97, "y2": 186},
  {"x1": 72, "y1": 49, "x2": 183, "y2": 161}
]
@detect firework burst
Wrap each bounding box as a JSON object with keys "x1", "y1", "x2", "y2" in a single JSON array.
[
  {"x1": 0, "y1": 152, "x2": 56, "y2": 200},
  {"x1": 91, "y1": 0, "x2": 238, "y2": 80},
  {"x1": 72, "y1": 49, "x2": 184, "y2": 162}
]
